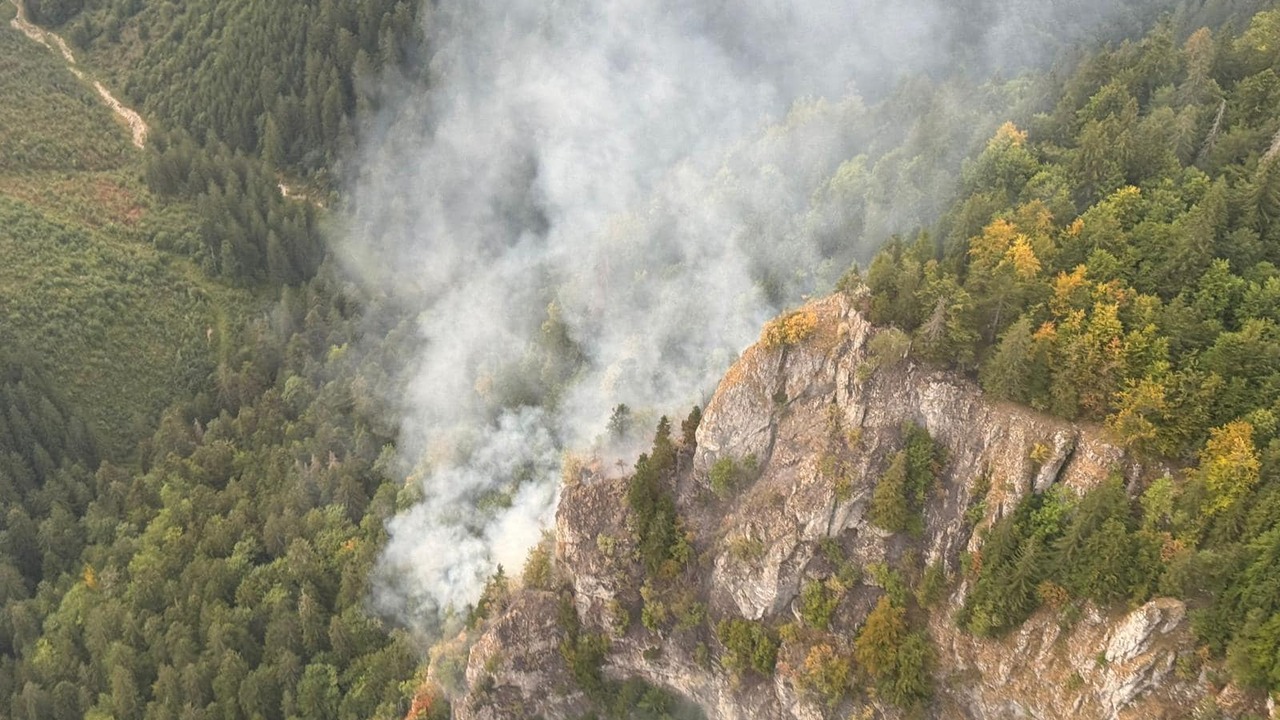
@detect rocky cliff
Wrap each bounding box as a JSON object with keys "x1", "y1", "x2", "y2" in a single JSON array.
[{"x1": 445, "y1": 294, "x2": 1273, "y2": 720}]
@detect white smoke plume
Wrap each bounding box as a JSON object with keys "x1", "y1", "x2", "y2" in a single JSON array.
[{"x1": 341, "y1": 0, "x2": 1174, "y2": 628}]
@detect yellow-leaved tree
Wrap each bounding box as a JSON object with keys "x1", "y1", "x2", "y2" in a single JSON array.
[
  {"x1": 1199, "y1": 420, "x2": 1260, "y2": 516},
  {"x1": 965, "y1": 216, "x2": 1046, "y2": 341}
]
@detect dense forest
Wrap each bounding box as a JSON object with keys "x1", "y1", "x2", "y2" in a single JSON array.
[
  {"x1": 26, "y1": 0, "x2": 427, "y2": 288},
  {"x1": 857, "y1": 6, "x2": 1280, "y2": 695},
  {"x1": 1, "y1": 279, "x2": 427, "y2": 720},
  {"x1": 0, "y1": 0, "x2": 431, "y2": 716},
  {"x1": 4, "y1": 0, "x2": 1280, "y2": 718},
  {"x1": 31, "y1": 0, "x2": 422, "y2": 178}
]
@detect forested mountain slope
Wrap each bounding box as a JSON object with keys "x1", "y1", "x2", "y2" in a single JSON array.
[
  {"x1": 437, "y1": 7, "x2": 1280, "y2": 720},
  {"x1": 0, "y1": 17, "x2": 243, "y2": 459},
  {"x1": 448, "y1": 294, "x2": 1272, "y2": 719},
  {"x1": 4, "y1": 1, "x2": 1280, "y2": 720},
  {"x1": 0, "y1": 2, "x2": 426, "y2": 717},
  {"x1": 858, "y1": 6, "x2": 1280, "y2": 690},
  {"x1": 36, "y1": 0, "x2": 422, "y2": 180}
]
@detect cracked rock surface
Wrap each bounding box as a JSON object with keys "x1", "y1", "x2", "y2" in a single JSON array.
[{"x1": 455, "y1": 296, "x2": 1268, "y2": 719}]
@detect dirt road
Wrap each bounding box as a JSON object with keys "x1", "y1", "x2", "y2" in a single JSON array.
[{"x1": 9, "y1": 0, "x2": 149, "y2": 148}]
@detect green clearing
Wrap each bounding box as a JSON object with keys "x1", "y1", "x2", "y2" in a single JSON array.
[
  {"x1": 0, "y1": 23, "x2": 254, "y2": 457},
  {"x1": 0, "y1": 27, "x2": 129, "y2": 174}
]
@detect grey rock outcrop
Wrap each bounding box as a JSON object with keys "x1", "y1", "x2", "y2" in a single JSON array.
[
  {"x1": 450, "y1": 295, "x2": 1267, "y2": 719},
  {"x1": 454, "y1": 592, "x2": 591, "y2": 720}
]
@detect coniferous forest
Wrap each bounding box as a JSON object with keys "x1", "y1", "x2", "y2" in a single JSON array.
[
  {"x1": 858, "y1": 9, "x2": 1280, "y2": 687},
  {"x1": 2, "y1": 0, "x2": 1280, "y2": 718},
  {"x1": 1, "y1": 1, "x2": 428, "y2": 717}
]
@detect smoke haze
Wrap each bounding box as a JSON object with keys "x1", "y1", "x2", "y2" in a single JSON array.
[{"x1": 341, "y1": 0, "x2": 1173, "y2": 628}]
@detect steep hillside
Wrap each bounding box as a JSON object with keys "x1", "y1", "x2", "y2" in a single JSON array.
[
  {"x1": 44, "y1": 0, "x2": 422, "y2": 180},
  {"x1": 0, "y1": 4, "x2": 431, "y2": 720},
  {"x1": 0, "y1": 20, "x2": 250, "y2": 455},
  {"x1": 8, "y1": 2, "x2": 1280, "y2": 719},
  {"x1": 447, "y1": 294, "x2": 1271, "y2": 719},
  {"x1": 407, "y1": 10, "x2": 1280, "y2": 719}
]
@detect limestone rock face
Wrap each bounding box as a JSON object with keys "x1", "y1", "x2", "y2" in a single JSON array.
[
  {"x1": 454, "y1": 592, "x2": 590, "y2": 720},
  {"x1": 557, "y1": 474, "x2": 633, "y2": 628},
  {"x1": 928, "y1": 598, "x2": 1206, "y2": 720},
  {"x1": 452, "y1": 296, "x2": 1267, "y2": 719}
]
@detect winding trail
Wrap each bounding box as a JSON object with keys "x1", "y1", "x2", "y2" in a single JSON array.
[{"x1": 9, "y1": 0, "x2": 148, "y2": 148}]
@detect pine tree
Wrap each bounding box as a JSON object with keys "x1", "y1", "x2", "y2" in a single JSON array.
[
  {"x1": 869, "y1": 452, "x2": 911, "y2": 533},
  {"x1": 262, "y1": 113, "x2": 285, "y2": 169},
  {"x1": 981, "y1": 316, "x2": 1035, "y2": 402}
]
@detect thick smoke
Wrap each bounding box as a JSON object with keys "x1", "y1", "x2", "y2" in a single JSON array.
[{"x1": 342, "y1": 0, "x2": 1173, "y2": 628}]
